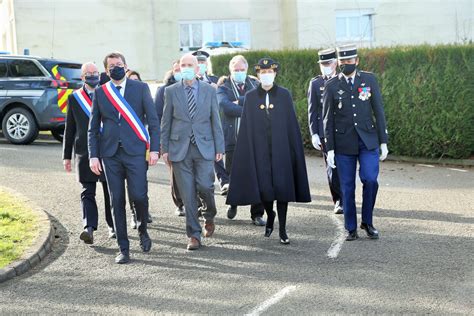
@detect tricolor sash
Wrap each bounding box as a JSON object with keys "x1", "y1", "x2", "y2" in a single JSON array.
[
  {"x1": 72, "y1": 89, "x2": 92, "y2": 117},
  {"x1": 102, "y1": 81, "x2": 150, "y2": 149}
]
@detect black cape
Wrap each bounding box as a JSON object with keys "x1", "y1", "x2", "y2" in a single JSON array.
[{"x1": 226, "y1": 84, "x2": 311, "y2": 205}]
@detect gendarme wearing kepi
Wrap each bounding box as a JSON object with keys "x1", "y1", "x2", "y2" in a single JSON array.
[
  {"x1": 307, "y1": 47, "x2": 344, "y2": 216},
  {"x1": 322, "y1": 43, "x2": 389, "y2": 241}
]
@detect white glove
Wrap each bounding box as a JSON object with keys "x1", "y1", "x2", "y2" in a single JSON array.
[
  {"x1": 311, "y1": 134, "x2": 322, "y2": 151},
  {"x1": 380, "y1": 143, "x2": 388, "y2": 161},
  {"x1": 326, "y1": 150, "x2": 336, "y2": 169}
]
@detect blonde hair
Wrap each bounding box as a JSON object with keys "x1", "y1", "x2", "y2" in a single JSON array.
[{"x1": 228, "y1": 55, "x2": 248, "y2": 72}]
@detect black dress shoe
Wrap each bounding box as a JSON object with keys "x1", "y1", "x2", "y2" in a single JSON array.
[
  {"x1": 252, "y1": 217, "x2": 266, "y2": 226},
  {"x1": 227, "y1": 206, "x2": 237, "y2": 219},
  {"x1": 79, "y1": 227, "x2": 93, "y2": 244},
  {"x1": 346, "y1": 230, "x2": 359, "y2": 241},
  {"x1": 279, "y1": 230, "x2": 290, "y2": 245},
  {"x1": 139, "y1": 232, "x2": 152, "y2": 252},
  {"x1": 264, "y1": 211, "x2": 276, "y2": 237},
  {"x1": 360, "y1": 223, "x2": 379, "y2": 239},
  {"x1": 115, "y1": 251, "x2": 130, "y2": 264},
  {"x1": 147, "y1": 214, "x2": 153, "y2": 223}
]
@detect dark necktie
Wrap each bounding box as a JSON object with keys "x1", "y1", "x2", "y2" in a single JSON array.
[
  {"x1": 348, "y1": 77, "x2": 353, "y2": 90},
  {"x1": 89, "y1": 92, "x2": 94, "y2": 101},
  {"x1": 185, "y1": 86, "x2": 196, "y2": 144},
  {"x1": 116, "y1": 86, "x2": 122, "y2": 119},
  {"x1": 238, "y1": 84, "x2": 245, "y2": 95}
]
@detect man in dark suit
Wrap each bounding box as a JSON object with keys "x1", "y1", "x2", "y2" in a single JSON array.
[
  {"x1": 308, "y1": 48, "x2": 343, "y2": 215},
  {"x1": 161, "y1": 53, "x2": 225, "y2": 250},
  {"x1": 63, "y1": 62, "x2": 114, "y2": 244},
  {"x1": 88, "y1": 52, "x2": 160, "y2": 264},
  {"x1": 216, "y1": 55, "x2": 266, "y2": 225},
  {"x1": 192, "y1": 50, "x2": 229, "y2": 195},
  {"x1": 323, "y1": 44, "x2": 389, "y2": 241}
]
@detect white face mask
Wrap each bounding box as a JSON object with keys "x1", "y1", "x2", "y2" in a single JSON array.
[
  {"x1": 259, "y1": 73, "x2": 275, "y2": 86},
  {"x1": 321, "y1": 65, "x2": 334, "y2": 76}
]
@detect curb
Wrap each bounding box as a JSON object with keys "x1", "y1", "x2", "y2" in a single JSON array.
[
  {"x1": 305, "y1": 150, "x2": 473, "y2": 168},
  {"x1": 0, "y1": 202, "x2": 55, "y2": 283}
]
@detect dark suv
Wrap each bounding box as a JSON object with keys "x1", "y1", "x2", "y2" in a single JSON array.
[{"x1": 0, "y1": 55, "x2": 82, "y2": 144}]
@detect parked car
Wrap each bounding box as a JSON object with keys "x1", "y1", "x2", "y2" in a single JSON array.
[{"x1": 0, "y1": 55, "x2": 82, "y2": 144}]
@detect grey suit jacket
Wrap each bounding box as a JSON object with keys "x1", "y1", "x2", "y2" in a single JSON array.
[{"x1": 161, "y1": 80, "x2": 225, "y2": 162}]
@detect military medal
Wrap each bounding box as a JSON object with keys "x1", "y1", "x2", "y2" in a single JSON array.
[
  {"x1": 269, "y1": 104, "x2": 274, "y2": 109},
  {"x1": 260, "y1": 104, "x2": 265, "y2": 110},
  {"x1": 358, "y1": 87, "x2": 371, "y2": 101},
  {"x1": 337, "y1": 90, "x2": 344, "y2": 95},
  {"x1": 338, "y1": 102, "x2": 342, "y2": 109}
]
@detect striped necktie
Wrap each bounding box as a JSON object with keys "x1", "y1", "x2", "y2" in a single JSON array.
[{"x1": 185, "y1": 86, "x2": 196, "y2": 144}]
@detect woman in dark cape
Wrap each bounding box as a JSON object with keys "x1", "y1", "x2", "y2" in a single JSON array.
[{"x1": 226, "y1": 57, "x2": 311, "y2": 244}]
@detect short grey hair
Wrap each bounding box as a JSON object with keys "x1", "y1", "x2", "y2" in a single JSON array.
[{"x1": 228, "y1": 55, "x2": 248, "y2": 72}]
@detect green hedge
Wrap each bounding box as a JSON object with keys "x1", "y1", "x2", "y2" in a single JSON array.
[{"x1": 210, "y1": 45, "x2": 474, "y2": 159}]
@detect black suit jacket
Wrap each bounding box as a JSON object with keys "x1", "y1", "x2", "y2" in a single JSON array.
[
  {"x1": 322, "y1": 71, "x2": 388, "y2": 155},
  {"x1": 63, "y1": 87, "x2": 105, "y2": 182},
  {"x1": 88, "y1": 79, "x2": 160, "y2": 158}
]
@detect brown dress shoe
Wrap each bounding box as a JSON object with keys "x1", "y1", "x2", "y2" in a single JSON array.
[
  {"x1": 203, "y1": 221, "x2": 215, "y2": 237},
  {"x1": 187, "y1": 237, "x2": 201, "y2": 250}
]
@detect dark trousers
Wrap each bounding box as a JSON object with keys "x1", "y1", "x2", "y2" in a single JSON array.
[
  {"x1": 214, "y1": 159, "x2": 229, "y2": 188},
  {"x1": 102, "y1": 147, "x2": 149, "y2": 252},
  {"x1": 335, "y1": 138, "x2": 379, "y2": 232},
  {"x1": 262, "y1": 201, "x2": 288, "y2": 231},
  {"x1": 225, "y1": 150, "x2": 265, "y2": 219},
  {"x1": 322, "y1": 143, "x2": 343, "y2": 205},
  {"x1": 80, "y1": 181, "x2": 113, "y2": 230}
]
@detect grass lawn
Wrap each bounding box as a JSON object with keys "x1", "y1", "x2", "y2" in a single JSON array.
[{"x1": 0, "y1": 189, "x2": 39, "y2": 269}]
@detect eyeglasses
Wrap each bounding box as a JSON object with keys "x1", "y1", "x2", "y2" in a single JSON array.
[
  {"x1": 107, "y1": 63, "x2": 124, "y2": 70},
  {"x1": 84, "y1": 71, "x2": 99, "y2": 76}
]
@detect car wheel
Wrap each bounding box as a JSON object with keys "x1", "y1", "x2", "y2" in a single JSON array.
[
  {"x1": 51, "y1": 127, "x2": 64, "y2": 143},
  {"x1": 1, "y1": 108, "x2": 39, "y2": 144}
]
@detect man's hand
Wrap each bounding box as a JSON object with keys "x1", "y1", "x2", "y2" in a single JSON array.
[
  {"x1": 89, "y1": 157, "x2": 102, "y2": 175},
  {"x1": 63, "y1": 159, "x2": 72, "y2": 172},
  {"x1": 233, "y1": 100, "x2": 239, "y2": 104},
  {"x1": 162, "y1": 153, "x2": 169, "y2": 166},
  {"x1": 312, "y1": 134, "x2": 322, "y2": 151},
  {"x1": 215, "y1": 153, "x2": 223, "y2": 162},
  {"x1": 326, "y1": 150, "x2": 336, "y2": 169},
  {"x1": 380, "y1": 143, "x2": 389, "y2": 161},
  {"x1": 149, "y1": 152, "x2": 159, "y2": 166}
]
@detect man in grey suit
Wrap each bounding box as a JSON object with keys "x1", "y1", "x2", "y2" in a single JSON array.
[{"x1": 161, "y1": 53, "x2": 225, "y2": 250}]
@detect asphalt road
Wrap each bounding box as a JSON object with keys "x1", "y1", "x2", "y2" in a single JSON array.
[{"x1": 0, "y1": 137, "x2": 473, "y2": 315}]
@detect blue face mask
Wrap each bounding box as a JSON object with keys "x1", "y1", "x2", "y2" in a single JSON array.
[
  {"x1": 232, "y1": 71, "x2": 247, "y2": 84},
  {"x1": 173, "y1": 72, "x2": 183, "y2": 82},
  {"x1": 198, "y1": 63, "x2": 207, "y2": 76},
  {"x1": 181, "y1": 67, "x2": 196, "y2": 81}
]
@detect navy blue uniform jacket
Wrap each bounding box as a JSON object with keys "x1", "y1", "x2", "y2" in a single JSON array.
[
  {"x1": 226, "y1": 84, "x2": 311, "y2": 205},
  {"x1": 322, "y1": 71, "x2": 388, "y2": 155}
]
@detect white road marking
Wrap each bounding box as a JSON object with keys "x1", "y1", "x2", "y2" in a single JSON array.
[
  {"x1": 447, "y1": 168, "x2": 467, "y2": 173},
  {"x1": 416, "y1": 164, "x2": 435, "y2": 168},
  {"x1": 246, "y1": 286, "x2": 297, "y2": 316},
  {"x1": 327, "y1": 214, "x2": 346, "y2": 259},
  {"x1": 0, "y1": 147, "x2": 18, "y2": 151}
]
